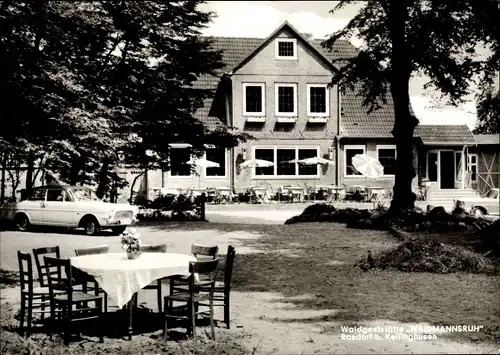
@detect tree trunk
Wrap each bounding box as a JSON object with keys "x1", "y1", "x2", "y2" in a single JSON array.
[
  {"x1": 96, "y1": 160, "x2": 110, "y2": 199},
  {"x1": 385, "y1": 0, "x2": 419, "y2": 212},
  {"x1": 0, "y1": 154, "x2": 5, "y2": 205},
  {"x1": 25, "y1": 152, "x2": 34, "y2": 196},
  {"x1": 69, "y1": 156, "x2": 84, "y2": 185}
]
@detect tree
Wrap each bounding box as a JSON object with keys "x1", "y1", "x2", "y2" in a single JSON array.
[
  {"x1": 473, "y1": 84, "x2": 500, "y2": 134},
  {"x1": 323, "y1": 0, "x2": 499, "y2": 211},
  {"x1": 0, "y1": 1, "x2": 250, "y2": 199}
]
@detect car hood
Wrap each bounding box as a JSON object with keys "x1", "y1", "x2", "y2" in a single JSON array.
[{"x1": 75, "y1": 201, "x2": 138, "y2": 212}]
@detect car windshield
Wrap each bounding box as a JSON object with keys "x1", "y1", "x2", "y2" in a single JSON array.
[
  {"x1": 485, "y1": 189, "x2": 499, "y2": 199},
  {"x1": 69, "y1": 188, "x2": 101, "y2": 201}
]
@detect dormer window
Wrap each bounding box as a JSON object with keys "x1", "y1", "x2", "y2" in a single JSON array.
[{"x1": 275, "y1": 39, "x2": 297, "y2": 60}]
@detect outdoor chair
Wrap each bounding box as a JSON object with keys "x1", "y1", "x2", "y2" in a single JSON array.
[
  {"x1": 44, "y1": 256, "x2": 104, "y2": 345},
  {"x1": 17, "y1": 251, "x2": 65, "y2": 336},
  {"x1": 278, "y1": 186, "x2": 292, "y2": 203},
  {"x1": 173, "y1": 245, "x2": 236, "y2": 329},
  {"x1": 33, "y1": 246, "x2": 84, "y2": 291},
  {"x1": 137, "y1": 244, "x2": 168, "y2": 312},
  {"x1": 163, "y1": 259, "x2": 219, "y2": 340},
  {"x1": 170, "y1": 244, "x2": 219, "y2": 295},
  {"x1": 74, "y1": 245, "x2": 110, "y2": 312}
]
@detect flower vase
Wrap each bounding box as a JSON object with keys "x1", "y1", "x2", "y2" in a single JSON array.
[{"x1": 126, "y1": 250, "x2": 140, "y2": 260}]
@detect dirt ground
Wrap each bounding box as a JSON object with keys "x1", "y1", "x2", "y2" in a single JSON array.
[{"x1": 1, "y1": 207, "x2": 499, "y2": 354}]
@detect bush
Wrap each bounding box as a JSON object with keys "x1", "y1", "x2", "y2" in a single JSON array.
[
  {"x1": 359, "y1": 237, "x2": 497, "y2": 274},
  {"x1": 136, "y1": 194, "x2": 204, "y2": 222}
]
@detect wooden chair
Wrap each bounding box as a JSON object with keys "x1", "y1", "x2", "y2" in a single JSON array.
[
  {"x1": 44, "y1": 256, "x2": 104, "y2": 345},
  {"x1": 137, "y1": 244, "x2": 168, "y2": 312},
  {"x1": 163, "y1": 259, "x2": 219, "y2": 340},
  {"x1": 169, "y1": 245, "x2": 219, "y2": 295},
  {"x1": 74, "y1": 245, "x2": 110, "y2": 312},
  {"x1": 17, "y1": 251, "x2": 65, "y2": 335},
  {"x1": 32, "y1": 247, "x2": 62, "y2": 289},
  {"x1": 201, "y1": 245, "x2": 236, "y2": 329}
]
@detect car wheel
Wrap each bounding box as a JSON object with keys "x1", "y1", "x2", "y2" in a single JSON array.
[
  {"x1": 111, "y1": 226, "x2": 127, "y2": 235},
  {"x1": 83, "y1": 217, "x2": 100, "y2": 236},
  {"x1": 14, "y1": 213, "x2": 30, "y2": 232},
  {"x1": 472, "y1": 207, "x2": 486, "y2": 217}
]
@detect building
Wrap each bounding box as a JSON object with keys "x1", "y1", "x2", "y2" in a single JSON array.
[
  {"x1": 467, "y1": 134, "x2": 500, "y2": 194},
  {"x1": 110, "y1": 22, "x2": 487, "y2": 200}
]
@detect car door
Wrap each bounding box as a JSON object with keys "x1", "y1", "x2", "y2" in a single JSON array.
[
  {"x1": 42, "y1": 188, "x2": 72, "y2": 226},
  {"x1": 20, "y1": 188, "x2": 47, "y2": 225}
]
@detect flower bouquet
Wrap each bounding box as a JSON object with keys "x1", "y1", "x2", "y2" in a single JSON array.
[{"x1": 121, "y1": 227, "x2": 141, "y2": 259}]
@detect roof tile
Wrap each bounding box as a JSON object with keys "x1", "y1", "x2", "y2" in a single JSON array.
[
  {"x1": 192, "y1": 33, "x2": 475, "y2": 145},
  {"x1": 415, "y1": 125, "x2": 476, "y2": 144}
]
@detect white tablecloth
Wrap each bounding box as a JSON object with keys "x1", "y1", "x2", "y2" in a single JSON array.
[{"x1": 70, "y1": 252, "x2": 196, "y2": 308}]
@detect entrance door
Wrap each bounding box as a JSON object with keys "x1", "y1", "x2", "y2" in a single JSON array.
[
  {"x1": 439, "y1": 151, "x2": 455, "y2": 189},
  {"x1": 428, "y1": 152, "x2": 438, "y2": 184}
]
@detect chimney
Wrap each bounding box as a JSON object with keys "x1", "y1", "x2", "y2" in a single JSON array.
[{"x1": 301, "y1": 33, "x2": 313, "y2": 40}]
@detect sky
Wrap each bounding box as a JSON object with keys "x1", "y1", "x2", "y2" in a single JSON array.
[{"x1": 198, "y1": 1, "x2": 482, "y2": 129}]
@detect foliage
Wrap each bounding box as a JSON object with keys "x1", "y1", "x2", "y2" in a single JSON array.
[
  {"x1": 363, "y1": 237, "x2": 496, "y2": 274},
  {"x1": 121, "y1": 227, "x2": 141, "y2": 253},
  {"x1": 322, "y1": 0, "x2": 500, "y2": 210},
  {"x1": 136, "y1": 194, "x2": 204, "y2": 221},
  {"x1": 473, "y1": 87, "x2": 500, "y2": 134},
  {"x1": 0, "y1": 1, "x2": 250, "y2": 197}
]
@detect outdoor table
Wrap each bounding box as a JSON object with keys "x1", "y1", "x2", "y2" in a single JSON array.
[
  {"x1": 366, "y1": 187, "x2": 387, "y2": 204},
  {"x1": 288, "y1": 186, "x2": 305, "y2": 203},
  {"x1": 252, "y1": 187, "x2": 268, "y2": 203},
  {"x1": 326, "y1": 186, "x2": 345, "y2": 202},
  {"x1": 71, "y1": 252, "x2": 196, "y2": 340},
  {"x1": 190, "y1": 188, "x2": 207, "y2": 197},
  {"x1": 216, "y1": 187, "x2": 233, "y2": 203}
]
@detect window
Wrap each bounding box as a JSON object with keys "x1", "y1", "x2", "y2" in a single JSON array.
[
  {"x1": 275, "y1": 83, "x2": 297, "y2": 116},
  {"x1": 376, "y1": 145, "x2": 396, "y2": 175},
  {"x1": 467, "y1": 153, "x2": 477, "y2": 182},
  {"x1": 307, "y1": 84, "x2": 329, "y2": 116},
  {"x1": 298, "y1": 149, "x2": 317, "y2": 176},
  {"x1": 205, "y1": 148, "x2": 227, "y2": 177},
  {"x1": 255, "y1": 149, "x2": 274, "y2": 176},
  {"x1": 277, "y1": 149, "x2": 295, "y2": 175},
  {"x1": 28, "y1": 189, "x2": 46, "y2": 201},
  {"x1": 275, "y1": 39, "x2": 297, "y2": 60},
  {"x1": 253, "y1": 147, "x2": 319, "y2": 177},
  {"x1": 169, "y1": 148, "x2": 192, "y2": 176},
  {"x1": 243, "y1": 83, "x2": 265, "y2": 116},
  {"x1": 47, "y1": 189, "x2": 65, "y2": 202},
  {"x1": 344, "y1": 145, "x2": 365, "y2": 176}
]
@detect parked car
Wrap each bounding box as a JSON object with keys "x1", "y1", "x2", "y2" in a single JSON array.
[
  {"x1": 454, "y1": 188, "x2": 499, "y2": 217},
  {"x1": 0, "y1": 185, "x2": 139, "y2": 235}
]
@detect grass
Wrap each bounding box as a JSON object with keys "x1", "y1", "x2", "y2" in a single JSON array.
[{"x1": 150, "y1": 222, "x2": 500, "y2": 344}]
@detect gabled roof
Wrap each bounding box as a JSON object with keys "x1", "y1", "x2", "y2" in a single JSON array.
[
  {"x1": 414, "y1": 125, "x2": 476, "y2": 145},
  {"x1": 474, "y1": 134, "x2": 500, "y2": 145},
  {"x1": 230, "y1": 21, "x2": 340, "y2": 73},
  {"x1": 193, "y1": 34, "x2": 357, "y2": 129}
]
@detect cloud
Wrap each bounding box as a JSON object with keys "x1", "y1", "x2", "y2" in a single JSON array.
[
  {"x1": 410, "y1": 96, "x2": 477, "y2": 129},
  {"x1": 199, "y1": 2, "x2": 349, "y2": 40}
]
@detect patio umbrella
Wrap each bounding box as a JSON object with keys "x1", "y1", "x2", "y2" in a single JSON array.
[
  {"x1": 297, "y1": 156, "x2": 334, "y2": 165},
  {"x1": 352, "y1": 154, "x2": 384, "y2": 178},
  {"x1": 239, "y1": 159, "x2": 274, "y2": 168},
  {"x1": 186, "y1": 158, "x2": 220, "y2": 168}
]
